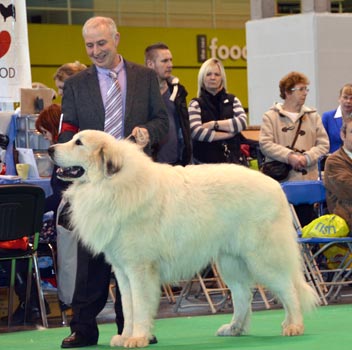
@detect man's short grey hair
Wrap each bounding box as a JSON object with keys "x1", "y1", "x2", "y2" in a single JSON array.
[{"x1": 82, "y1": 16, "x2": 118, "y2": 39}]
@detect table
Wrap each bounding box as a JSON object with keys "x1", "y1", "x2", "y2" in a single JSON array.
[
  {"x1": 0, "y1": 176, "x2": 52, "y2": 198},
  {"x1": 2, "y1": 114, "x2": 53, "y2": 197}
]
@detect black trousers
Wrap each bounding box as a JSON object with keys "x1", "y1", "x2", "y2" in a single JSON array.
[{"x1": 69, "y1": 241, "x2": 124, "y2": 341}]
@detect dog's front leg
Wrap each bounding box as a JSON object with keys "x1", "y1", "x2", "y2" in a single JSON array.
[
  {"x1": 110, "y1": 267, "x2": 133, "y2": 347},
  {"x1": 123, "y1": 264, "x2": 161, "y2": 348}
]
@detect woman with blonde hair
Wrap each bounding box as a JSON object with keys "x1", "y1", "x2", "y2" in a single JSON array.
[{"x1": 188, "y1": 58, "x2": 247, "y2": 164}]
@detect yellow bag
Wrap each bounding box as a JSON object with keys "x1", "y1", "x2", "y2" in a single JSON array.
[
  {"x1": 322, "y1": 244, "x2": 352, "y2": 270},
  {"x1": 302, "y1": 214, "x2": 349, "y2": 238}
]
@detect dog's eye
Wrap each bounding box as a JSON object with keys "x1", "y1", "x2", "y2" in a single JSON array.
[{"x1": 75, "y1": 139, "x2": 83, "y2": 146}]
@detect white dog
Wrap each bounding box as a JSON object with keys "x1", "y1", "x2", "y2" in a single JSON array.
[{"x1": 48, "y1": 130, "x2": 319, "y2": 348}]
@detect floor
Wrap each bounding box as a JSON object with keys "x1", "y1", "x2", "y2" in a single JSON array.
[
  {"x1": 1, "y1": 279, "x2": 352, "y2": 334},
  {"x1": 4, "y1": 305, "x2": 352, "y2": 350},
  {"x1": 0, "y1": 281, "x2": 274, "y2": 332}
]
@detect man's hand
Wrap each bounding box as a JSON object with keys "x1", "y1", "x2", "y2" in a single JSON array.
[{"x1": 131, "y1": 127, "x2": 149, "y2": 147}]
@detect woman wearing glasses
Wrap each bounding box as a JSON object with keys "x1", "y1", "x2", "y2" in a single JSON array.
[
  {"x1": 259, "y1": 71, "x2": 329, "y2": 225},
  {"x1": 322, "y1": 83, "x2": 352, "y2": 153}
]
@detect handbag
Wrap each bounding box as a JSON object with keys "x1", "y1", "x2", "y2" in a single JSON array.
[
  {"x1": 261, "y1": 117, "x2": 303, "y2": 181},
  {"x1": 261, "y1": 160, "x2": 291, "y2": 181}
]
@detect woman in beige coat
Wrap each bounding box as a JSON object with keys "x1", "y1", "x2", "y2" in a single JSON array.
[
  {"x1": 259, "y1": 71, "x2": 329, "y2": 181},
  {"x1": 259, "y1": 71, "x2": 329, "y2": 225}
]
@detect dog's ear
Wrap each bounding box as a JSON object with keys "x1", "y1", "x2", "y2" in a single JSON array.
[
  {"x1": 100, "y1": 146, "x2": 121, "y2": 177},
  {"x1": 106, "y1": 159, "x2": 121, "y2": 176}
]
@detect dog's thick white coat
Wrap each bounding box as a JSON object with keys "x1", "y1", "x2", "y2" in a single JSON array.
[{"x1": 50, "y1": 130, "x2": 319, "y2": 348}]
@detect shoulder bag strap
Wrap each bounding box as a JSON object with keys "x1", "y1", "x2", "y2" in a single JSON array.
[{"x1": 290, "y1": 116, "x2": 303, "y2": 149}]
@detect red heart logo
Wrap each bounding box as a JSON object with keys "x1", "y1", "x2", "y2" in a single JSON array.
[{"x1": 0, "y1": 31, "x2": 11, "y2": 58}]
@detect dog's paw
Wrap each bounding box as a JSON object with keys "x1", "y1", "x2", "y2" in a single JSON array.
[
  {"x1": 216, "y1": 323, "x2": 244, "y2": 336},
  {"x1": 110, "y1": 334, "x2": 126, "y2": 347},
  {"x1": 123, "y1": 336, "x2": 149, "y2": 348},
  {"x1": 282, "y1": 324, "x2": 304, "y2": 336}
]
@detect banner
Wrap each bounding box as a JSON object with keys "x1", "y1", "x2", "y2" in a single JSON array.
[{"x1": 0, "y1": 0, "x2": 31, "y2": 104}]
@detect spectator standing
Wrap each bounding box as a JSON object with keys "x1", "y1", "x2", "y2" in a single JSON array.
[
  {"x1": 259, "y1": 71, "x2": 329, "y2": 225},
  {"x1": 188, "y1": 58, "x2": 247, "y2": 164},
  {"x1": 145, "y1": 42, "x2": 192, "y2": 165},
  {"x1": 322, "y1": 83, "x2": 352, "y2": 153}
]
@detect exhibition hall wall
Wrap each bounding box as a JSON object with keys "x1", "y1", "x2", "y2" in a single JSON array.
[
  {"x1": 28, "y1": 25, "x2": 248, "y2": 115},
  {"x1": 246, "y1": 13, "x2": 352, "y2": 125},
  {"x1": 17, "y1": 12, "x2": 352, "y2": 125}
]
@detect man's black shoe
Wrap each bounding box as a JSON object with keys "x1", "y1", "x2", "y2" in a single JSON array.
[
  {"x1": 61, "y1": 332, "x2": 97, "y2": 348},
  {"x1": 149, "y1": 335, "x2": 158, "y2": 345}
]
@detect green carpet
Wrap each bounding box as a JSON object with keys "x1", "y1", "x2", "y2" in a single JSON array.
[{"x1": 1, "y1": 305, "x2": 351, "y2": 350}]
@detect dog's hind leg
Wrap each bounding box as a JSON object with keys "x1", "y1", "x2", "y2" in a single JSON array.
[
  {"x1": 266, "y1": 278, "x2": 304, "y2": 336},
  {"x1": 216, "y1": 255, "x2": 253, "y2": 336},
  {"x1": 248, "y1": 259, "x2": 305, "y2": 336}
]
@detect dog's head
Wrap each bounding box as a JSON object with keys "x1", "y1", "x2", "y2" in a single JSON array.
[{"x1": 48, "y1": 130, "x2": 136, "y2": 183}]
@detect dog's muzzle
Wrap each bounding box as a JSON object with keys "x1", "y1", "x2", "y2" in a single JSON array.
[
  {"x1": 48, "y1": 146, "x2": 85, "y2": 180},
  {"x1": 56, "y1": 166, "x2": 85, "y2": 180}
]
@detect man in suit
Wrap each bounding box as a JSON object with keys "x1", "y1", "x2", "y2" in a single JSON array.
[{"x1": 59, "y1": 16, "x2": 168, "y2": 348}]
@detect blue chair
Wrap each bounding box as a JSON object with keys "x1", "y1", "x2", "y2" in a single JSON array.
[{"x1": 281, "y1": 180, "x2": 352, "y2": 305}]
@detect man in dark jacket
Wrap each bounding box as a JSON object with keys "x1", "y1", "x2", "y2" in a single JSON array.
[
  {"x1": 324, "y1": 116, "x2": 352, "y2": 231},
  {"x1": 59, "y1": 17, "x2": 168, "y2": 348},
  {"x1": 145, "y1": 42, "x2": 192, "y2": 165}
]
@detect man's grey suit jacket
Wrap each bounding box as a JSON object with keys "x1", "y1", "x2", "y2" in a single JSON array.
[{"x1": 60, "y1": 60, "x2": 169, "y2": 152}]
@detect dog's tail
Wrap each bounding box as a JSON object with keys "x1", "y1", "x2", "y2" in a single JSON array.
[{"x1": 295, "y1": 275, "x2": 320, "y2": 312}]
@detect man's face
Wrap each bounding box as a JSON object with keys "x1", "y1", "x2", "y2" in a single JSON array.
[
  {"x1": 342, "y1": 121, "x2": 352, "y2": 152},
  {"x1": 84, "y1": 24, "x2": 120, "y2": 69},
  {"x1": 147, "y1": 49, "x2": 173, "y2": 80}
]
